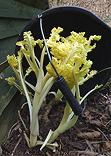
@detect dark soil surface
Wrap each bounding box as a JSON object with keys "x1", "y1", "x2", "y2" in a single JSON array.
[{"x1": 1, "y1": 86, "x2": 111, "y2": 156}]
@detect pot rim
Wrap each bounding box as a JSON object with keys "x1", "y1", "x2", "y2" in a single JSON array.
[{"x1": 37, "y1": 6, "x2": 111, "y2": 31}]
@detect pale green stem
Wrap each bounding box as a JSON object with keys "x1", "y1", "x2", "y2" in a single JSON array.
[
  {"x1": 80, "y1": 85, "x2": 102, "y2": 104},
  {"x1": 48, "y1": 88, "x2": 76, "y2": 143},
  {"x1": 47, "y1": 81, "x2": 79, "y2": 144},
  {"x1": 48, "y1": 89, "x2": 75, "y2": 143},
  {"x1": 13, "y1": 82, "x2": 24, "y2": 94},
  {"x1": 12, "y1": 67, "x2": 20, "y2": 81},
  {"x1": 30, "y1": 77, "x2": 54, "y2": 147},
  {"x1": 46, "y1": 68, "x2": 81, "y2": 144},
  {"x1": 40, "y1": 77, "x2": 54, "y2": 99},
  {"x1": 72, "y1": 68, "x2": 81, "y2": 103},
  {"x1": 18, "y1": 58, "x2": 32, "y2": 122},
  {"x1": 24, "y1": 53, "x2": 38, "y2": 78},
  {"x1": 27, "y1": 35, "x2": 39, "y2": 74},
  {"x1": 42, "y1": 73, "x2": 51, "y2": 88},
  {"x1": 30, "y1": 69, "x2": 43, "y2": 147},
  {"x1": 36, "y1": 140, "x2": 58, "y2": 150},
  {"x1": 58, "y1": 103, "x2": 72, "y2": 127},
  {"x1": 55, "y1": 90, "x2": 63, "y2": 100},
  {"x1": 48, "y1": 115, "x2": 78, "y2": 143},
  {"x1": 25, "y1": 80, "x2": 35, "y2": 91},
  {"x1": 11, "y1": 66, "x2": 26, "y2": 94},
  {"x1": 12, "y1": 67, "x2": 30, "y2": 97},
  {"x1": 40, "y1": 46, "x2": 46, "y2": 69},
  {"x1": 35, "y1": 56, "x2": 40, "y2": 67},
  {"x1": 40, "y1": 130, "x2": 53, "y2": 151},
  {"x1": 67, "y1": 115, "x2": 78, "y2": 129},
  {"x1": 67, "y1": 85, "x2": 103, "y2": 125},
  {"x1": 31, "y1": 55, "x2": 39, "y2": 77}
]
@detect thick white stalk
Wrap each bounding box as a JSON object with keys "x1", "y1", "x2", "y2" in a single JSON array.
[
  {"x1": 30, "y1": 75, "x2": 42, "y2": 147},
  {"x1": 30, "y1": 77, "x2": 54, "y2": 147}
]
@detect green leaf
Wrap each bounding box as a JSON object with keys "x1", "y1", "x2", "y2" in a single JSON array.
[
  {"x1": 0, "y1": 36, "x2": 18, "y2": 63},
  {"x1": 0, "y1": 0, "x2": 42, "y2": 18},
  {"x1": 0, "y1": 0, "x2": 43, "y2": 62},
  {"x1": 0, "y1": 67, "x2": 17, "y2": 115},
  {"x1": 0, "y1": 61, "x2": 9, "y2": 73},
  {"x1": 16, "y1": 0, "x2": 49, "y2": 10},
  {"x1": 0, "y1": 84, "x2": 16, "y2": 116},
  {"x1": 0, "y1": 19, "x2": 29, "y2": 39},
  {"x1": 0, "y1": 67, "x2": 24, "y2": 144},
  {"x1": 0, "y1": 7, "x2": 42, "y2": 19},
  {"x1": 0, "y1": 93, "x2": 25, "y2": 144}
]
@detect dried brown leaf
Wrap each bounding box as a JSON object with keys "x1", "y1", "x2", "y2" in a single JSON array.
[
  {"x1": 103, "y1": 141, "x2": 111, "y2": 151},
  {"x1": 89, "y1": 120, "x2": 102, "y2": 127}
]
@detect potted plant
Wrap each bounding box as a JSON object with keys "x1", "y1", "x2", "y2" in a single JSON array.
[{"x1": 1, "y1": 6, "x2": 111, "y2": 155}]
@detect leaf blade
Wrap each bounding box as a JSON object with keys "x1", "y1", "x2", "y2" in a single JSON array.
[{"x1": 0, "y1": 93, "x2": 25, "y2": 144}]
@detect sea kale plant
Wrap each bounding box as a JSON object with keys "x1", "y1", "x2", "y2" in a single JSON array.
[{"x1": 6, "y1": 27, "x2": 102, "y2": 150}]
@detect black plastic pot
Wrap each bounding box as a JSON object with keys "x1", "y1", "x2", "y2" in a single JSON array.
[{"x1": 16, "y1": 6, "x2": 111, "y2": 95}]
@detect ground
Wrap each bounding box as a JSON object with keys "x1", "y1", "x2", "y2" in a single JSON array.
[{"x1": 1, "y1": 87, "x2": 111, "y2": 156}]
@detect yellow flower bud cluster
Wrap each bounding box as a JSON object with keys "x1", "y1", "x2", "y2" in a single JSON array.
[
  {"x1": 5, "y1": 77, "x2": 16, "y2": 85},
  {"x1": 46, "y1": 27, "x2": 101, "y2": 88},
  {"x1": 16, "y1": 31, "x2": 37, "y2": 57},
  {"x1": 7, "y1": 54, "x2": 18, "y2": 69}
]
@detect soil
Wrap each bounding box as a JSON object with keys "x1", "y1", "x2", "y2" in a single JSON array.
[{"x1": 1, "y1": 86, "x2": 111, "y2": 156}]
